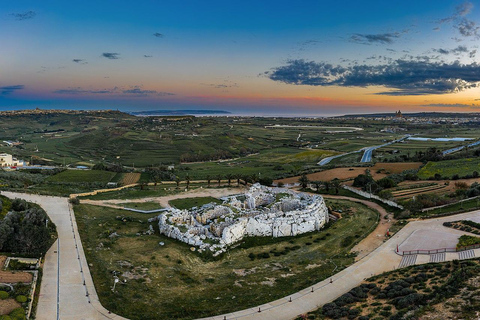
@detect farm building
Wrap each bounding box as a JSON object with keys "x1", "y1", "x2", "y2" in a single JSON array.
[{"x1": 0, "y1": 153, "x2": 28, "y2": 167}]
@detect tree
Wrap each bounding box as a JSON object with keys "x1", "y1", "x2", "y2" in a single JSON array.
[
  {"x1": 175, "y1": 176, "x2": 181, "y2": 189},
  {"x1": 234, "y1": 174, "x2": 241, "y2": 186},
  {"x1": 312, "y1": 181, "x2": 323, "y2": 192},
  {"x1": 324, "y1": 181, "x2": 330, "y2": 192},
  {"x1": 216, "y1": 175, "x2": 222, "y2": 187},
  {"x1": 299, "y1": 174, "x2": 309, "y2": 189},
  {"x1": 206, "y1": 175, "x2": 212, "y2": 187},
  {"x1": 331, "y1": 178, "x2": 340, "y2": 194},
  {"x1": 225, "y1": 174, "x2": 233, "y2": 186},
  {"x1": 185, "y1": 174, "x2": 191, "y2": 190}
]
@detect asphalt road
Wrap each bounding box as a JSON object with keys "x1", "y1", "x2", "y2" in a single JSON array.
[{"x1": 1, "y1": 192, "x2": 127, "y2": 320}]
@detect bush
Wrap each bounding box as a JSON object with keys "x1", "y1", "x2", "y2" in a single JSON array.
[
  {"x1": 0, "y1": 291, "x2": 8, "y2": 299},
  {"x1": 15, "y1": 295, "x2": 27, "y2": 303},
  {"x1": 69, "y1": 197, "x2": 80, "y2": 205},
  {"x1": 8, "y1": 308, "x2": 26, "y2": 320}
]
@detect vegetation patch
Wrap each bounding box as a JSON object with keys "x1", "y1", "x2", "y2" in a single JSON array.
[
  {"x1": 168, "y1": 197, "x2": 222, "y2": 210},
  {"x1": 418, "y1": 158, "x2": 480, "y2": 180},
  {"x1": 300, "y1": 259, "x2": 480, "y2": 320},
  {"x1": 443, "y1": 220, "x2": 480, "y2": 235},
  {"x1": 456, "y1": 235, "x2": 480, "y2": 249},
  {"x1": 47, "y1": 169, "x2": 117, "y2": 183}
]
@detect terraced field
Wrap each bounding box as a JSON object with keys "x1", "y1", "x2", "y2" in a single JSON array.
[{"x1": 392, "y1": 184, "x2": 447, "y2": 199}]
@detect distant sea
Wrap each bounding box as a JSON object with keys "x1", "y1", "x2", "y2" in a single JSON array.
[{"x1": 0, "y1": 106, "x2": 345, "y2": 117}]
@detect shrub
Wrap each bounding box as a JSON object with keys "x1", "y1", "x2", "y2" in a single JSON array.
[
  {"x1": 68, "y1": 197, "x2": 80, "y2": 205},
  {"x1": 0, "y1": 291, "x2": 8, "y2": 299},
  {"x1": 9, "y1": 307, "x2": 26, "y2": 320},
  {"x1": 15, "y1": 295, "x2": 27, "y2": 303}
]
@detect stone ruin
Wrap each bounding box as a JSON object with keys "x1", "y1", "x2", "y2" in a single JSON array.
[{"x1": 156, "y1": 184, "x2": 329, "y2": 256}]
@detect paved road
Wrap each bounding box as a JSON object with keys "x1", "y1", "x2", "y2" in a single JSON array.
[
  {"x1": 319, "y1": 135, "x2": 409, "y2": 165},
  {"x1": 1, "y1": 192, "x2": 127, "y2": 320},
  {"x1": 360, "y1": 135, "x2": 410, "y2": 163}
]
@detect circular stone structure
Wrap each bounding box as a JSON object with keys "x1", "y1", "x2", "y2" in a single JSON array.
[{"x1": 156, "y1": 184, "x2": 328, "y2": 256}]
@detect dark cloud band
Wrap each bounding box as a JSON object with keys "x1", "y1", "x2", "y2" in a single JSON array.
[
  {"x1": 267, "y1": 59, "x2": 480, "y2": 95},
  {"x1": 102, "y1": 53, "x2": 120, "y2": 59},
  {"x1": 0, "y1": 85, "x2": 24, "y2": 95}
]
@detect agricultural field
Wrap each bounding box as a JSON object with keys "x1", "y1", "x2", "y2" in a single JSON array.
[
  {"x1": 276, "y1": 162, "x2": 422, "y2": 185},
  {"x1": 73, "y1": 198, "x2": 378, "y2": 320},
  {"x1": 418, "y1": 157, "x2": 480, "y2": 180},
  {"x1": 301, "y1": 259, "x2": 480, "y2": 320}
]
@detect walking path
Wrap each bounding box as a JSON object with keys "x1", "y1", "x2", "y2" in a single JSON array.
[
  {"x1": 322, "y1": 195, "x2": 392, "y2": 260},
  {"x1": 1, "y1": 192, "x2": 127, "y2": 320},
  {"x1": 80, "y1": 187, "x2": 245, "y2": 208}
]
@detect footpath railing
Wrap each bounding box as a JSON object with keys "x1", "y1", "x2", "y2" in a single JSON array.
[
  {"x1": 398, "y1": 243, "x2": 480, "y2": 256},
  {"x1": 343, "y1": 185, "x2": 404, "y2": 209}
]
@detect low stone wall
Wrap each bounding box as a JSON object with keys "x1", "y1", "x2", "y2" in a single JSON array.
[
  {"x1": 343, "y1": 185, "x2": 403, "y2": 209},
  {"x1": 70, "y1": 183, "x2": 138, "y2": 199}
]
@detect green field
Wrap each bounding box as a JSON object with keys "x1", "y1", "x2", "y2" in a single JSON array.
[
  {"x1": 74, "y1": 198, "x2": 378, "y2": 319},
  {"x1": 47, "y1": 170, "x2": 117, "y2": 183},
  {"x1": 120, "y1": 202, "x2": 163, "y2": 210},
  {"x1": 169, "y1": 196, "x2": 222, "y2": 209},
  {"x1": 418, "y1": 158, "x2": 480, "y2": 179}
]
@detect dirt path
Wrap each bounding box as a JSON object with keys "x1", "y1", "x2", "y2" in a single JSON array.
[
  {"x1": 322, "y1": 195, "x2": 394, "y2": 261},
  {"x1": 81, "y1": 187, "x2": 246, "y2": 209}
]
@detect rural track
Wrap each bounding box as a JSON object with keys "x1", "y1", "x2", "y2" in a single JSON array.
[{"x1": 315, "y1": 194, "x2": 393, "y2": 260}]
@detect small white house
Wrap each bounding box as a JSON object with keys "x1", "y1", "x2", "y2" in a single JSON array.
[{"x1": 0, "y1": 153, "x2": 27, "y2": 167}]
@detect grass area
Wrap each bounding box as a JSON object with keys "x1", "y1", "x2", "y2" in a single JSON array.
[
  {"x1": 120, "y1": 202, "x2": 163, "y2": 211},
  {"x1": 169, "y1": 197, "x2": 222, "y2": 210},
  {"x1": 301, "y1": 259, "x2": 480, "y2": 320},
  {"x1": 74, "y1": 198, "x2": 378, "y2": 320},
  {"x1": 419, "y1": 197, "x2": 480, "y2": 218},
  {"x1": 47, "y1": 170, "x2": 117, "y2": 183},
  {"x1": 418, "y1": 157, "x2": 480, "y2": 179}
]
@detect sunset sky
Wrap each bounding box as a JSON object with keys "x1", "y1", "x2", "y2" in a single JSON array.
[{"x1": 1, "y1": 1, "x2": 480, "y2": 115}]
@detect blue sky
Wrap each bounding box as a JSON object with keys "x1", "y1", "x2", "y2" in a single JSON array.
[{"x1": 1, "y1": 1, "x2": 480, "y2": 115}]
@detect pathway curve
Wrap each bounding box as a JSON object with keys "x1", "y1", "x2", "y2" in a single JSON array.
[
  {"x1": 80, "y1": 187, "x2": 246, "y2": 208},
  {"x1": 321, "y1": 195, "x2": 393, "y2": 260},
  {"x1": 1, "y1": 192, "x2": 127, "y2": 320}
]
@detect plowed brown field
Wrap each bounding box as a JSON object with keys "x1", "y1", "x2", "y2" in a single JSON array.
[
  {"x1": 121, "y1": 173, "x2": 141, "y2": 185},
  {"x1": 276, "y1": 162, "x2": 423, "y2": 184}
]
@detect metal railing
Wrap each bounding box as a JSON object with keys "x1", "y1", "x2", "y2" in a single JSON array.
[{"x1": 398, "y1": 243, "x2": 480, "y2": 256}]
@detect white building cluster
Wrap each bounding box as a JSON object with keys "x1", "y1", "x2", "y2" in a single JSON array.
[
  {"x1": 157, "y1": 184, "x2": 329, "y2": 256},
  {"x1": 0, "y1": 153, "x2": 28, "y2": 168}
]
